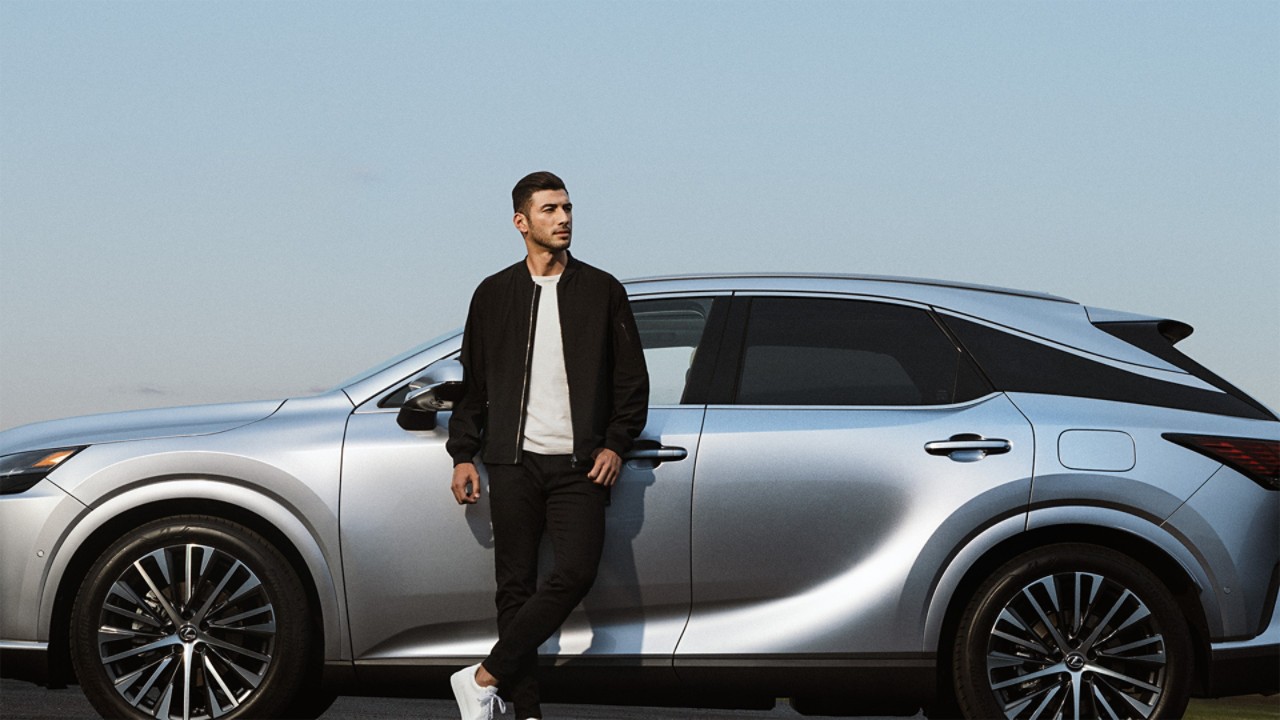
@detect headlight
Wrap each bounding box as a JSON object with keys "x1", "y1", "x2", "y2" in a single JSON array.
[{"x1": 0, "y1": 447, "x2": 86, "y2": 495}]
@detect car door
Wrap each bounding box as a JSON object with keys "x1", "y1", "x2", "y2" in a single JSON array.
[
  {"x1": 339, "y1": 294, "x2": 727, "y2": 668},
  {"x1": 674, "y1": 294, "x2": 1035, "y2": 663}
]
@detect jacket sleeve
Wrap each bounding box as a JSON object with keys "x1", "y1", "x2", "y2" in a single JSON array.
[
  {"x1": 603, "y1": 279, "x2": 649, "y2": 457},
  {"x1": 446, "y1": 286, "x2": 487, "y2": 466}
]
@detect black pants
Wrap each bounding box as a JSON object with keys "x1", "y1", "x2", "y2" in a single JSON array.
[{"x1": 484, "y1": 452, "x2": 609, "y2": 718}]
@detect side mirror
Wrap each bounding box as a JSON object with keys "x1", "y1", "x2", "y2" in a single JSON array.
[{"x1": 397, "y1": 358, "x2": 465, "y2": 431}]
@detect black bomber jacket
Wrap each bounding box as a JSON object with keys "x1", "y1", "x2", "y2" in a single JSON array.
[{"x1": 446, "y1": 254, "x2": 649, "y2": 466}]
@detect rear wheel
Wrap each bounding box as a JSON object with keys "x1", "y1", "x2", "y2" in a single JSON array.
[
  {"x1": 953, "y1": 543, "x2": 1191, "y2": 720},
  {"x1": 71, "y1": 515, "x2": 313, "y2": 719}
]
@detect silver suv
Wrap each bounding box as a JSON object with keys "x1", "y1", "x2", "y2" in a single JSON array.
[{"x1": 2, "y1": 273, "x2": 1276, "y2": 720}]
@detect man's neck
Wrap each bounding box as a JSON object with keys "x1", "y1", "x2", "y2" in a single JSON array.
[{"x1": 525, "y1": 248, "x2": 568, "y2": 277}]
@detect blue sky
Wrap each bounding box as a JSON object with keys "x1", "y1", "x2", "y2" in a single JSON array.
[{"x1": 1, "y1": 1, "x2": 1277, "y2": 429}]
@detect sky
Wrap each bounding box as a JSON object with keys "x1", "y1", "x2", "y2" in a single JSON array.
[{"x1": 1, "y1": 1, "x2": 1277, "y2": 431}]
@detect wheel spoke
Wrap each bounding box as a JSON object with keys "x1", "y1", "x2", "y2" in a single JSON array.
[
  {"x1": 991, "y1": 661, "x2": 1068, "y2": 690},
  {"x1": 1001, "y1": 677, "x2": 1065, "y2": 718},
  {"x1": 133, "y1": 558, "x2": 184, "y2": 627},
  {"x1": 101, "y1": 634, "x2": 182, "y2": 664},
  {"x1": 163, "y1": 548, "x2": 180, "y2": 609},
  {"x1": 182, "y1": 641, "x2": 194, "y2": 720},
  {"x1": 988, "y1": 649, "x2": 1041, "y2": 670},
  {"x1": 130, "y1": 655, "x2": 176, "y2": 709},
  {"x1": 185, "y1": 545, "x2": 195, "y2": 607},
  {"x1": 1023, "y1": 583, "x2": 1071, "y2": 653},
  {"x1": 156, "y1": 679, "x2": 175, "y2": 719},
  {"x1": 198, "y1": 632, "x2": 271, "y2": 663},
  {"x1": 202, "y1": 650, "x2": 240, "y2": 715},
  {"x1": 1027, "y1": 682, "x2": 1063, "y2": 720},
  {"x1": 205, "y1": 605, "x2": 270, "y2": 627},
  {"x1": 209, "y1": 619, "x2": 275, "y2": 636},
  {"x1": 995, "y1": 606, "x2": 1053, "y2": 655},
  {"x1": 1086, "y1": 662, "x2": 1162, "y2": 694},
  {"x1": 1091, "y1": 680, "x2": 1123, "y2": 720},
  {"x1": 1094, "y1": 602, "x2": 1152, "y2": 648},
  {"x1": 99, "y1": 624, "x2": 166, "y2": 643},
  {"x1": 1081, "y1": 589, "x2": 1132, "y2": 650},
  {"x1": 192, "y1": 560, "x2": 243, "y2": 625},
  {"x1": 1071, "y1": 673, "x2": 1083, "y2": 720},
  {"x1": 205, "y1": 645, "x2": 266, "y2": 689},
  {"x1": 1092, "y1": 672, "x2": 1158, "y2": 718},
  {"x1": 108, "y1": 581, "x2": 168, "y2": 627},
  {"x1": 1098, "y1": 634, "x2": 1162, "y2": 658},
  {"x1": 102, "y1": 600, "x2": 166, "y2": 629}
]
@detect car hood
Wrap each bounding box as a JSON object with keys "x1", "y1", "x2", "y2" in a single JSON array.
[{"x1": 0, "y1": 399, "x2": 285, "y2": 456}]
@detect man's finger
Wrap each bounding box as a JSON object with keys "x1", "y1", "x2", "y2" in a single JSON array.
[
  {"x1": 588, "y1": 456, "x2": 608, "y2": 483},
  {"x1": 451, "y1": 465, "x2": 481, "y2": 504}
]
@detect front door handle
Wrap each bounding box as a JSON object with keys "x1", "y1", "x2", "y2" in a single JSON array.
[
  {"x1": 925, "y1": 434, "x2": 1012, "y2": 463},
  {"x1": 624, "y1": 442, "x2": 688, "y2": 466}
]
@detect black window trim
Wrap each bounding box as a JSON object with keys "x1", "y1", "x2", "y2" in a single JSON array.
[{"x1": 936, "y1": 311, "x2": 1271, "y2": 421}]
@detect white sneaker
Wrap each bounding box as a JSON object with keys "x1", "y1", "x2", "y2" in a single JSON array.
[{"x1": 449, "y1": 663, "x2": 507, "y2": 720}]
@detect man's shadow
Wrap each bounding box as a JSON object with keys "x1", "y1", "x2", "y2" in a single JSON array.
[{"x1": 540, "y1": 459, "x2": 657, "y2": 658}]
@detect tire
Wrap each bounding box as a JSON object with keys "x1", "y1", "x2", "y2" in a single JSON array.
[
  {"x1": 70, "y1": 515, "x2": 313, "y2": 719},
  {"x1": 953, "y1": 543, "x2": 1191, "y2": 720}
]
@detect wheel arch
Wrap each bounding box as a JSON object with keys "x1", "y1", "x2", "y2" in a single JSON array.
[
  {"x1": 932, "y1": 523, "x2": 1215, "y2": 707},
  {"x1": 46, "y1": 495, "x2": 334, "y2": 687}
]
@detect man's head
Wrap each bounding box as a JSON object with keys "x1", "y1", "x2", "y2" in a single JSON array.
[{"x1": 512, "y1": 171, "x2": 572, "y2": 253}]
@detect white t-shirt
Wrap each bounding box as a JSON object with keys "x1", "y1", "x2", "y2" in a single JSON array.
[{"x1": 522, "y1": 274, "x2": 575, "y2": 454}]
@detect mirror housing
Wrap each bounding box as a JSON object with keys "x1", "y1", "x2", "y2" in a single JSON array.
[{"x1": 396, "y1": 358, "x2": 465, "y2": 431}]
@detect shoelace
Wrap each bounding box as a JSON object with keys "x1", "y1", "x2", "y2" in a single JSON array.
[{"x1": 478, "y1": 689, "x2": 507, "y2": 719}]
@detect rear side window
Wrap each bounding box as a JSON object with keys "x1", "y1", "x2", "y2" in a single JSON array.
[
  {"x1": 943, "y1": 316, "x2": 1271, "y2": 420},
  {"x1": 734, "y1": 298, "x2": 989, "y2": 406}
]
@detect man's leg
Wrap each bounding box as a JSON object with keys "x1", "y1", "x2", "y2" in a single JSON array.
[
  {"x1": 483, "y1": 454, "x2": 608, "y2": 713},
  {"x1": 487, "y1": 459, "x2": 546, "y2": 718}
]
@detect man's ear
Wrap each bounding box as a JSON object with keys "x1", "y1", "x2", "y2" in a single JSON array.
[{"x1": 513, "y1": 212, "x2": 529, "y2": 235}]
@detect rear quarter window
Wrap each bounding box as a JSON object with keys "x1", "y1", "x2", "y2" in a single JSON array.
[{"x1": 941, "y1": 315, "x2": 1270, "y2": 420}]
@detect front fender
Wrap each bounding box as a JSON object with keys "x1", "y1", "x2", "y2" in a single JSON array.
[{"x1": 40, "y1": 456, "x2": 349, "y2": 662}]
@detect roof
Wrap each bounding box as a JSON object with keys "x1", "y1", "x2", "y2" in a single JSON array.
[{"x1": 622, "y1": 272, "x2": 1074, "y2": 303}]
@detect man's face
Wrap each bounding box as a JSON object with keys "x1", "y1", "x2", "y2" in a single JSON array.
[{"x1": 515, "y1": 189, "x2": 572, "y2": 252}]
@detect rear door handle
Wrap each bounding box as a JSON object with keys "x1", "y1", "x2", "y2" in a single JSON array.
[{"x1": 925, "y1": 434, "x2": 1012, "y2": 462}]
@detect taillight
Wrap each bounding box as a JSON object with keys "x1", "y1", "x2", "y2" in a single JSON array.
[{"x1": 1163, "y1": 433, "x2": 1280, "y2": 490}]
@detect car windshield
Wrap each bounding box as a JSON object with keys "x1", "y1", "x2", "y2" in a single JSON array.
[{"x1": 327, "y1": 329, "x2": 460, "y2": 391}]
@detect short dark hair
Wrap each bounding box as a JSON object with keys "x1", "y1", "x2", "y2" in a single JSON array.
[{"x1": 512, "y1": 171, "x2": 566, "y2": 214}]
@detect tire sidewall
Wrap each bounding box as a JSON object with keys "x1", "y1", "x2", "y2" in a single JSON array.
[
  {"x1": 71, "y1": 516, "x2": 310, "y2": 720},
  {"x1": 954, "y1": 543, "x2": 1192, "y2": 720}
]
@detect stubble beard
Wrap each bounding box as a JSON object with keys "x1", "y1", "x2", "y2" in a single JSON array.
[{"x1": 530, "y1": 230, "x2": 571, "y2": 253}]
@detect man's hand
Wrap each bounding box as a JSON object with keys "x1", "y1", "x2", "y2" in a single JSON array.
[
  {"x1": 587, "y1": 448, "x2": 622, "y2": 486},
  {"x1": 451, "y1": 462, "x2": 481, "y2": 504}
]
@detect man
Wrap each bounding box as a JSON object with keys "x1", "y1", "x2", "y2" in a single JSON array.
[{"x1": 446, "y1": 172, "x2": 649, "y2": 720}]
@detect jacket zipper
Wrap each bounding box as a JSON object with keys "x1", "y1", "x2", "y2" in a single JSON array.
[{"x1": 513, "y1": 282, "x2": 540, "y2": 462}]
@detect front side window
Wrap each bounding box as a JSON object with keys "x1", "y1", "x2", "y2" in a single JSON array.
[
  {"x1": 735, "y1": 297, "x2": 988, "y2": 406},
  {"x1": 632, "y1": 297, "x2": 716, "y2": 405}
]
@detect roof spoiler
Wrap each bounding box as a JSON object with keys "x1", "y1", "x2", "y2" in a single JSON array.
[{"x1": 1084, "y1": 306, "x2": 1194, "y2": 345}]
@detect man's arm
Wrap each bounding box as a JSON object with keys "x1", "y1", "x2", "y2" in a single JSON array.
[
  {"x1": 601, "y1": 279, "x2": 649, "y2": 459},
  {"x1": 447, "y1": 287, "x2": 488, "y2": 502}
]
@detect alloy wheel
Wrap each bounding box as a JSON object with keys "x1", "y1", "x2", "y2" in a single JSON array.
[
  {"x1": 94, "y1": 543, "x2": 277, "y2": 720},
  {"x1": 985, "y1": 570, "x2": 1168, "y2": 719}
]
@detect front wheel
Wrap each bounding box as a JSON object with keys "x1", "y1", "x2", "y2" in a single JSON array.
[
  {"x1": 71, "y1": 515, "x2": 313, "y2": 719},
  {"x1": 953, "y1": 543, "x2": 1191, "y2": 720}
]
